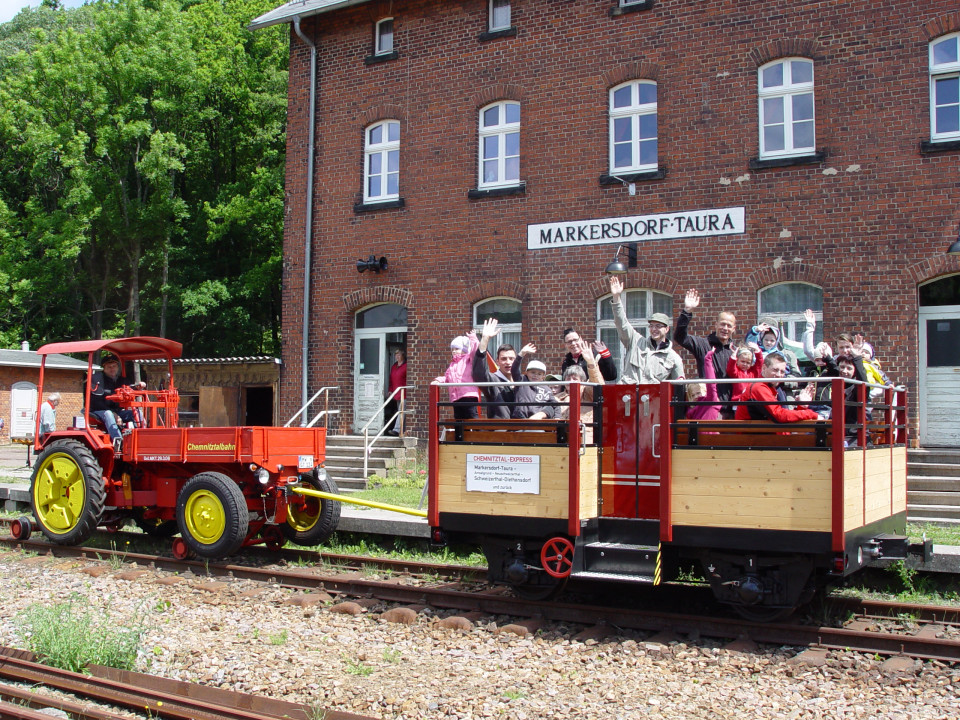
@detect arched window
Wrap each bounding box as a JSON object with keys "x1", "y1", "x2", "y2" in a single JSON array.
[
  {"x1": 489, "y1": 0, "x2": 510, "y2": 32},
  {"x1": 473, "y1": 297, "x2": 522, "y2": 356},
  {"x1": 930, "y1": 33, "x2": 960, "y2": 142},
  {"x1": 757, "y1": 282, "x2": 822, "y2": 359},
  {"x1": 758, "y1": 58, "x2": 815, "y2": 158},
  {"x1": 364, "y1": 120, "x2": 400, "y2": 202},
  {"x1": 478, "y1": 101, "x2": 520, "y2": 189},
  {"x1": 609, "y1": 80, "x2": 657, "y2": 174},
  {"x1": 597, "y1": 288, "x2": 672, "y2": 370}
]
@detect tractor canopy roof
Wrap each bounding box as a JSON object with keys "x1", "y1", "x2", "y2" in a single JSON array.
[{"x1": 36, "y1": 337, "x2": 183, "y2": 363}]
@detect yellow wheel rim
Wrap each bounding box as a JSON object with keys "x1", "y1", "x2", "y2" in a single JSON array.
[
  {"x1": 184, "y1": 489, "x2": 226, "y2": 545},
  {"x1": 32, "y1": 452, "x2": 87, "y2": 534},
  {"x1": 287, "y1": 496, "x2": 321, "y2": 533}
]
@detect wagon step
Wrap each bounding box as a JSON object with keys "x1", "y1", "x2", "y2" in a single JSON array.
[
  {"x1": 570, "y1": 570, "x2": 656, "y2": 584},
  {"x1": 581, "y1": 541, "x2": 659, "y2": 578}
]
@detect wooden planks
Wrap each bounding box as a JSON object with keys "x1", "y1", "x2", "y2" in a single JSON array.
[
  {"x1": 842, "y1": 447, "x2": 907, "y2": 531},
  {"x1": 436, "y1": 444, "x2": 599, "y2": 520},
  {"x1": 670, "y1": 449, "x2": 832, "y2": 531}
]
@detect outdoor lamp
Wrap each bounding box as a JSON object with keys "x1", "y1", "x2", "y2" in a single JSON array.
[
  {"x1": 357, "y1": 255, "x2": 388, "y2": 273},
  {"x1": 948, "y1": 229, "x2": 960, "y2": 255},
  {"x1": 604, "y1": 245, "x2": 628, "y2": 275}
]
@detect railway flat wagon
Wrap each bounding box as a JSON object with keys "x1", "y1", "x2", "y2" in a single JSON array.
[
  {"x1": 429, "y1": 379, "x2": 920, "y2": 619},
  {"x1": 19, "y1": 337, "x2": 340, "y2": 559}
]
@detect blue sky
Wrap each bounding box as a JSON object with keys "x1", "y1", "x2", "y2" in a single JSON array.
[{"x1": 0, "y1": 0, "x2": 87, "y2": 25}]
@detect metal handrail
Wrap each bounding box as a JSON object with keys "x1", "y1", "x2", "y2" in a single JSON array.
[
  {"x1": 359, "y1": 386, "x2": 412, "y2": 478},
  {"x1": 285, "y1": 386, "x2": 339, "y2": 427}
]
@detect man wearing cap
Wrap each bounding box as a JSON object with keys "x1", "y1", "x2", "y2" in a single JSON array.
[
  {"x1": 90, "y1": 354, "x2": 145, "y2": 452},
  {"x1": 608, "y1": 276, "x2": 684, "y2": 384}
]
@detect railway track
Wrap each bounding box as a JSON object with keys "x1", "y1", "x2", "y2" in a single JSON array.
[{"x1": 3, "y1": 534, "x2": 960, "y2": 664}]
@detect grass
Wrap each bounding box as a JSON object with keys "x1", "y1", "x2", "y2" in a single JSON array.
[
  {"x1": 351, "y1": 449, "x2": 428, "y2": 510},
  {"x1": 317, "y1": 531, "x2": 486, "y2": 567},
  {"x1": 907, "y1": 522, "x2": 960, "y2": 546},
  {"x1": 14, "y1": 593, "x2": 146, "y2": 672}
]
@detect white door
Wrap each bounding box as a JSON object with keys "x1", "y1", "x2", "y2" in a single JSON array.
[
  {"x1": 354, "y1": 332, "x2": 385, "y2": 433},
  {"x1": 919, "y1": 304, "x2": 960, "y2": 446},
  {"x1": 10, "y1": 382, "x2": 37, "y2": 440}
]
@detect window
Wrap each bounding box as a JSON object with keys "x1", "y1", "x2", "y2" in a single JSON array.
[
  {"x1": 597, "y1": 289, "x2": 672, "y2": 370},
  {"x1": 609, "y1": 81, "x2": 658, "y2": 174},
  {"x1": 479, "y1": 101, "x2": 520, "y2": 189},
  {"x1": 489, "y1": 0, "x2": 510, "y2": 32},
  {"x1": 473, "y1": 298, "x2": 522, "y2": 357},
  {"x1": 757, "y1": 282, "x2": 823, "y2": 360},
  {"x1": 364, "y1": 121, "x2": 400, "y2": 202},
  {"x1": 930, "y1": 34, "x2": 960, "y2": 141},
  {"x1": 375, "y1": 18, "x2": 394, "y2": 55},
  {"x1": 758, "y1": 58, "x2": 815, "y2": 158}
]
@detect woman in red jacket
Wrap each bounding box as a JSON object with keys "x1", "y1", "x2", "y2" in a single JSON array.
[{"x1": 384, "y1": 348, "x2": 407, "y2": 435}]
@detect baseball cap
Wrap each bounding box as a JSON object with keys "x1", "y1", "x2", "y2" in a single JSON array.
[
  {"x1": 102, "y1": 354, "x2": 120, "y2": 366},
  {"x1": 545, "y1": 374, "x2": 562, "y2": 382},
  {"x1": 648, "y1": 312, "x2": 672, "y2": 327},
  {"x1": 526, "y1": 360, "x2": 547, "y2": 373}
]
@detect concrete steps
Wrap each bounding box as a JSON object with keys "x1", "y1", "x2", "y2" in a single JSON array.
[
  {"x1": 323, "y1": 434, "x2": 420, "y2": 491},
  {"x1": 908, "y1": 449, "x2": 960, "y2": 525}
]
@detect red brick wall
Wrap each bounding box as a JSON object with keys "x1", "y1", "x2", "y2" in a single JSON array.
[
  {"x1": 0, "y1": 367, "x2": 86, "y2": 443},
  {"x1": 279, "y1": 1, "x2": 960, "y2": 442}
]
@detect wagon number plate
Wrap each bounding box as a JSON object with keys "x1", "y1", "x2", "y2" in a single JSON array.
[{"x1": 298, "y1": 455, "x2": 314, "y2": 470}]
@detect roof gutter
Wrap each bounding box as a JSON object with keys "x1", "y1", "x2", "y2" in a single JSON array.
[{"x1": 293, "y1": 15, "x2": 318, "y2": 425}]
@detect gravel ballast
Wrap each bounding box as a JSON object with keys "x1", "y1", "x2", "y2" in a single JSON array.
[{"x1": 0, "y1": 551, "x2": 958, "y2": 719}]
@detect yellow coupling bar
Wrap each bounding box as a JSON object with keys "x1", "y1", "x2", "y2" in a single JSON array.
[{"x1": 291, "y1": 486, "x2": 428, "y2": 518}]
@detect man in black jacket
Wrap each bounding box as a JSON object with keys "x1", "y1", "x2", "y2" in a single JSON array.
[
  {"x1": 560, "y1": 328, "x2": 616, "y2": 382},
  {"x1": 673, "y1": 288, "x2": 737, "y2": 412},
  {"x1": 472, "y1": 318, "x2": 518, "y2": 419}
]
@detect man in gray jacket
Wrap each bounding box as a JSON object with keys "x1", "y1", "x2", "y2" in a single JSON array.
[{"x1": 608, "y1": 276, "x2": 684, "y2": 384}]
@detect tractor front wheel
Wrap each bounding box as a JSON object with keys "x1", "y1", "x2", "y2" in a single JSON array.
[
  {"x1": 30, "y1": 440, "x2": 105, "y2": 545},
  {"x1": 175, "y1": 472, "x2": 248, "y2": 558},
  {"x1": 280, "y1": 470, "x2": 341, "y2": 547}
]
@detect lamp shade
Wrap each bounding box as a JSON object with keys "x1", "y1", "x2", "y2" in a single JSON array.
[
  {"x1": 604, "y1": 258, "x2": 628, "y2": 275},
  {"x1": 948, "y1": 235, "x2": 960, "y2": 255}
]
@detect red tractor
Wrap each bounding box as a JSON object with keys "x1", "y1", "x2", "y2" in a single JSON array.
[{"x1": 20, "y1": 337, "x2": 340, "y2": 558}]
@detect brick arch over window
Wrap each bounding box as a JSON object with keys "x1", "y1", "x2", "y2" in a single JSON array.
[
  {"x1": 749, "y1": 39, "x2": 820, "y2": 66},
  {"x1": 921, "y1": 11, "x2": 960, "y2": 40},
  {"x1": 359, "y1": 104, "x2": 406, "y2": 127},
  {"x1": 907, "y1": 253, "x2": 960, "y2": 286},
  {"x1": 587, "y1": 269, "x2": 679, "y2": 300},
  {"x1": 473, "y1": 84, "x2": 525, "y2": 109},
  {"x1": 745, "y1": 261, "x2": 829, "y2": 291},
  {"x1": 465, "y1": 280, "x2": 528, "y2": 305},
  {"x1": 601, "y1": 61, "x2": 660, "y2": 89},
  {"x1": 342, "y1": 286, "x2": 414, "y2": 313}
]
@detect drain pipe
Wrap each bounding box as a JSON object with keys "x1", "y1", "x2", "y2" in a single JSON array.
[{"x1": 293, "y1": 15, "x2": 317, "y2": 423}]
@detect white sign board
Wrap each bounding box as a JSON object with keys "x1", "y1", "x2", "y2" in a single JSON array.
[
  {"x1": 466, "y1": 454, "x2": 540, "y2": 494},
  {"x1": 9, "y1": 382, "x2": 37, "y2": 439},
  {"x1": 527, "y1": 207, "x2": 745, "y2": 250}
]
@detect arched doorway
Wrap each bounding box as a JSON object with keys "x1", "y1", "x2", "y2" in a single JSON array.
[
  {"x1": 354, "y1": 303, "x2": 407, "y2": 433},
  {"x1": 919, "y1": 274, "x2": 960, "y2": 446}
]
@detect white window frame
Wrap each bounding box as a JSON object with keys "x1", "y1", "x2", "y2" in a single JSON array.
[
  {"x1": 758, "y1": 58, "x2": 815, "y2": 159},
  {"x1": 478, "y1": 101, "x2": 521, "y2": 189},
  {"x1": 597, "y1": 288, "x2": 673, "y2": 370},
  {"x1": 930, "y1": 33, "x2": 960, "y2": 142},
  {"x1": 375, "y1": 17, "x2": 394, "y2": 56},
  {"x1": 619, "y1": 0, "x2": 647, "y2": 7},
  {"x1": 473, "y1": 297, "x2": 522, "y2": 358},
  {"x1": 364, "y1": 120, "x2": 400, "y2": 203},
  {"x1": 609, "y1": 80, "x2": 658, "y2": 174},
  {"x1": 489, "y1": 0, "x2": 511, "y2": 32},
  {"x1": 757, "y1": 282, "x2": 823, "y2": 356}
]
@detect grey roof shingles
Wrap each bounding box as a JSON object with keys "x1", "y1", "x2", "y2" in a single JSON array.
[
  {"x1": 0, "y1": 349, "x2": 89, "y2": 371},
  {"x1": 247, "y1": 0, "x2": 371, "y2": 30}
]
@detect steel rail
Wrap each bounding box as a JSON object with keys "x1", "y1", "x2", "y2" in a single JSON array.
[{"x1": 0, "y1": 677, "x2": 136, "y2": 720}]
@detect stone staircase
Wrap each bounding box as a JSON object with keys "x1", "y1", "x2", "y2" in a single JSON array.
[
  {"x1": 908, "y1": 448, "x2": 960, "y2": 525},
  {"x1": 323, "y1": 434, "x2": 420, "y2": 491}
]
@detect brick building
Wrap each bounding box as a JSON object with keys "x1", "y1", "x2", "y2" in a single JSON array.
[{"x1": 251, "y1": 0, "x2": 960, "y2": 446}]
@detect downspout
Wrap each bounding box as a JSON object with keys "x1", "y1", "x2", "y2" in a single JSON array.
[{"x1": 293, "y1": 16, "x2": 317, "y2": 424}]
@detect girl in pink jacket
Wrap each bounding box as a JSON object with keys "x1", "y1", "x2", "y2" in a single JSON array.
[{"x1": 437, "y1": 330, "x2": 481, "y2": 419}]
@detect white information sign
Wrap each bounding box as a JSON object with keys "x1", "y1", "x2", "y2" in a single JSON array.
[
  {"x1": 466, "y1": 454, "x2": 540, "y2": 494},
  {"x1": 527, "y1": 206, "x2": 745, "y2": 250}
]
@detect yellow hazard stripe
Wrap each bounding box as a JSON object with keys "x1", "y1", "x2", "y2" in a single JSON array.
[{"x1": 653, "y1": 542, "x2": 662, "y2": 586}]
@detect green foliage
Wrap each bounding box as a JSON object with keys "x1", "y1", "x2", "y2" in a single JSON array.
[
  {"x1": 0, "y1": 0, "x2": 288, "y2": 355},
  {"x1": 342, "y1": 655, "x2": 374, "y2": 677},
  {"x1": 15, "y1": 594, "x2": 146, "y2": 672}
]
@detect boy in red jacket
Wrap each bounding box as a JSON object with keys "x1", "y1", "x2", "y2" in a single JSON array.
[{"x1": 735, "y1": 353, "x2": 819, "y2": 423}]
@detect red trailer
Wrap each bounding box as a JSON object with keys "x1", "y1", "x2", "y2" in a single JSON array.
[{"x1": 19, "y1": 337, "x2": 340, "y2": 558}]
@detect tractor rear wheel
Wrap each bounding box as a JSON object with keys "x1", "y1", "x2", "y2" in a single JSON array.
[
  {"x1": 30, "y1": 439, "x2": 105, "y2": 545},
  {"x1": 281, "y1": 471, "x2": 341, "y2": 546},
  {"x1": 176, "y1": 472, "x2": 248, "y2": 558}
]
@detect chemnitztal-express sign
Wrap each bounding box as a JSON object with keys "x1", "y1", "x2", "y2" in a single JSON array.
[{"x1": 527, "y1": 207, "x2": 745, "y2": 249}]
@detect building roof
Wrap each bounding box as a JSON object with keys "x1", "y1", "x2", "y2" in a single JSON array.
[
  {"x1": 248, "y1": 0, "x2": 370, "y2": 30},
  {"x1": 139, "y1": 357, "x2": 281, "y2": 366},
  {"x1": 0, "y1": 349, "x2": 90, "y2": 371}
]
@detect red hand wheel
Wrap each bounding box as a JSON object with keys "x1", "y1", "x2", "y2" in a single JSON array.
[{"x1": 540, "y1": 537, "x2": 574, "y2": 578}]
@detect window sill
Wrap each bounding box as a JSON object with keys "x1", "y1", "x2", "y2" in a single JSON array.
[
  {"x1": 468, "y1": 183, "x2": 526, "y2": 199},
  {"x1": 749, "y1": 151, "x2": 826, "y2": 170},
  {"x1": 920, "y1": 138, "x2": 960, "y2": 154},
  {"x1": 609, "y1": 0, "x2": 654, "y2": 17},
  {"x1": 354, "y1": 198, "x2": 405, "y2": 213},
  {"x1": 599, "y1": 169, "x2": 666, "y2": 185},
  {"x1": 478, "y1": 26, "x2": 517, "y2": 42},
  {"x1": 364, "y1": 50, "x2": 399, "y2": 65}
]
